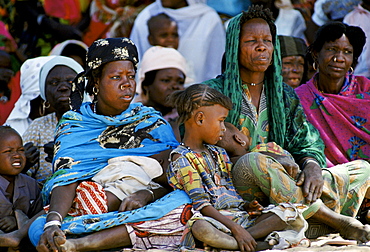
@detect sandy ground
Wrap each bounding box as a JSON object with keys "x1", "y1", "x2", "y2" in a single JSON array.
[{"x1": 120, "y1": 233, "x2": 370, "y2": 252}]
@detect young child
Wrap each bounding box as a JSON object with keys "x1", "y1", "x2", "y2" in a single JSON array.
[
  {"x1": 0, "y1": 126, "x2": 43, "y2": 250},
  {"x1": 167, "y1": 84, "x2": 308, "y2": 251},
  {"x1": 147, "y1": 13, "x2": 179, "y2": 49}
]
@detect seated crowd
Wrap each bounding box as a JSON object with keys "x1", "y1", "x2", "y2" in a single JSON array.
[{"x1": 0, "y1": 1, "x2": 370, "y2": 251}]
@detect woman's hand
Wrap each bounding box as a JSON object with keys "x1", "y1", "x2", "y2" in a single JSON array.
[
  {"x1": 0, "y1": 216, "x2": 17, "y2": 232},
  {"x1": 118, "y1": 190, "x2": 153, "y2": 212},
  {"x1": 230, "y1": 223, "x2": 257, "y2": 252},
  {"x1": 243, "y1": 200, "x2": 263, "y2": 218},
  {"x1": 36, "y1": 225, "x2": 66, "y2": 252},
  {"x1": 44, "y1": 141, "x2": 54, "y2": 163},
  {"x1": 296, "y1": 160, "x2": 323, "y2": 203},
  {"x1": 24, "y1": 142, "x2": 40, "y2": 172},
  {"x1": 261, "y1": 152, "x2": 300, "y2": 179}
]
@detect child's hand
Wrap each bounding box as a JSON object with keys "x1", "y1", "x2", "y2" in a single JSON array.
[
  {"x1": 243, "y1": 200, "x2": 263, "y2": 218},
  {"x1": 0, "y1": 216, "x2": 17, "y2": 232},
  {"x1": 231, "y1": 224, "x2": 257, "y2": 252}
]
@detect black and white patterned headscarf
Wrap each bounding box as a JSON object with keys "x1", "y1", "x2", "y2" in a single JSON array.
[{"x1": 71, "y1": 38, "x2": 139, "y2": 110}]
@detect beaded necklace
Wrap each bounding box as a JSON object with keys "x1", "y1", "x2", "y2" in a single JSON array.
[{"x1": 180, "y1": 143, "x2": 222, "y2": 184}]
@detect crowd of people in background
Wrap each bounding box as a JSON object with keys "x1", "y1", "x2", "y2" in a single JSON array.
[{"x1": 0, "y1": 0, "x2": 370, "y2": 251}]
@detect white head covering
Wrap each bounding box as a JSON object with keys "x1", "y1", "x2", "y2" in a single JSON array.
[
  {"x1": 49, "y1": 39, "x2": 88, "y2": 56},
  {"x1": 138, "y1": 46, "x2": 187, "y2": 86},
  {"x1": 39, "y1": 56, "x2": 84, "y2": 101},
  {"x1": 4, "y1": 56, "x2": 56, "y2": 135},
  {"x1": 135, "y1": 46, "x2": 188, "y2": 102}
]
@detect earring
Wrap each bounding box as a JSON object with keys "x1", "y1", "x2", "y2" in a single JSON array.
[
  {"x1": 313, "y1": 62, "x2": 317, "y2": 71},
  {"x1": 333, "y1": 57, "x2": 337, "y2": 62},
  {"x1": 39, "y1": 101, "x2": 50, "y2": 116},
  {"x1": 349, "y1": 67, "x2": 354, "y2": 74},
  {"x1": 240, "y1": 141, "x2": 246, "y2": 147},
  {"x1": 92, "y1": 86, "x2": 99, "y2": 96}
]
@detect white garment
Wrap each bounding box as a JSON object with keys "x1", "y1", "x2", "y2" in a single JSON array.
[
  {"x1": 49, "y1": 39, "x2": 88, "y2": 56},
  {"x1": 130, "y1": 0, "x2": 225, "y2": 83},
  {"x1": 343, "y1": 4, "x2": 370, "y2": 78},
  {"x1": 312, "y1": 0, "x2": 329, "y2": 26},
  {"x1": 275, "y1": 8, "x2": 307, "y2": 41},
  {"x1": 92, "y1": 155, "x2": 163, "y2": 201},
  {"x1": 4, "y1": 56, "x2": 56, "y2": 135}
]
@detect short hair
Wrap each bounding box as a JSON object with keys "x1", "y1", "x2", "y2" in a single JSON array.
[
  {"x1": 147, "y1": 13, "x2": 175, "y2": 35},
  {"x1": 0, "y1": 126, "x2": 21, "y2": 140},
  {"x1": 240, "y1": 5, "x2": 276, "y2": 43},
  {"x1": 168, "y1": 84, "x2": 233, "y2": 124},
  {"x1": 309, "y1": 21, "x2": 366, "y2": 67}
]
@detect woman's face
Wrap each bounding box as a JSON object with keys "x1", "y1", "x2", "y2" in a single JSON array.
[
  {"x1": 96, "y1": 60, "x2": 136, "y2": 116},
  {"x1": 315, "y1": 34, "x2": 353, "y2": 80},
  {"x1": 239, "y1": 18, "x2": 274, "y2": 74},
  {"x1": 282, "y1": 55, "x2": 305, "y2": 88},
  {"x1": 45, "y1": 65, "x2": 76, "y2": 114},
  {"x1": 144, "y1": 68, "x2": 185, "y2": 109}
]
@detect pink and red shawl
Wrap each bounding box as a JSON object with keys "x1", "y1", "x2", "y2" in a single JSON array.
[{"x1": 296, "y1": 73, "x2": 370, "y2": 167}]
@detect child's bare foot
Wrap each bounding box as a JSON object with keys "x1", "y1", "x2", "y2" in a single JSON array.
[
  {"x1": 54, "y1": 235, "x2": 77, "y2": 252},
  {"x1": 0, "y1": 230, "x2": 22, "y2": 248},
  {"x1": 337, "y1": 215, "x2": 370, "y2": 243}
]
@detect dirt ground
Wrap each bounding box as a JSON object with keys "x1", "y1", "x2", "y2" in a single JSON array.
[{"x1": 120, "y1": 233, "x2": 370, "y2": 252}]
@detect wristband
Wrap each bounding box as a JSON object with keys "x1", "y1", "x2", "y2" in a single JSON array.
[
  {"x1": 43, "y1": 220, "x2": 61, "y2": 231},
  {"x1": 302, "y1": 158, "x2": 320, "y2": 168},
  {"x1": 47, "y1": 211, "x2": 63, "y2": 222},
  {"x1": 146, "y1": 189, "x2": 155, "y2": 202}
]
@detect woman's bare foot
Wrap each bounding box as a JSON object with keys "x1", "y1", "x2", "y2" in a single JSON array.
[
  {"x1": 337, "y1": 215, "x2": 370, "y2": 243},
  {"x1": 0, "y1": 230, "x2": 23, "y2": 248},
  {"x1": 54, "y1": 235, "x2": 77, "y2": 252}
]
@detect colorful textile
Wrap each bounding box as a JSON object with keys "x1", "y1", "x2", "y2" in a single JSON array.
[
  {"x1": 42, "y1": 102, "x2": 179, "y2": 204},
  {"x1": 23, "y1": 113, "x2": 58, "y2": 184},
  {"x1": 29, "y1": 190, "x2": 192, "y2": 246},
  {"x1": 168, "y1": 144, "x2": 243, "y2": 211},
  {"x1": 0, "y1": 72, "x2": 20, "y2": 125},
  {"x1": 203, "y1": 13, "x2": 326, "y2": 167},
  {"x1": 295, "y1": 73, "x2": 370, "y2": 167},
  {"x1": 232, "y1": 153, "x2": 370, "y2": 219}
]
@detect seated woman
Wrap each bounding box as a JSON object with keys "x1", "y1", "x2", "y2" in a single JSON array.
[
  {"x1": 28, "y1": 38, "x2": 191, "y2": 252},
  {"x1": 204, "y1": 5, "x2": 370, "y2": 242},
  {"x1": 295, "y1": 22, "x2": 370, "y2": 167},
  {"x1": 23, "y1": 56, "x2": 84, "y2": 185},
  {"x1": 278, "y1": 35, "x2": 308, "y2": 89}
]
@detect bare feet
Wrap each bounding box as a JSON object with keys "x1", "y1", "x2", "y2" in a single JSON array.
[
  {"x1": 337, "y1": 215, "x2": 370, "y2": 243},
  {"x1": 0, "y1": 230, "x2": 23, "y2": 248},
  {"x1": 54, "y1": 235, "x2": 77, "y2": 252}
]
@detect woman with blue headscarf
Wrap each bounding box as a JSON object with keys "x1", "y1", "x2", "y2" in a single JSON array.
[{"x1": 29, "y1": 38, "x2": 191, "y2": 252}]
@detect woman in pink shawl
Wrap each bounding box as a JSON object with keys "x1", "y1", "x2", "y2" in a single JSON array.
[{"x1": 295, "y1": 22, "x2": 370, "y2": 168}]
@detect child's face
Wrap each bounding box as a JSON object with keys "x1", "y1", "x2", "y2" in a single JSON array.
[
  {"x1": 148, "y1": 20, "x2": 179, "y2": 49},
  {"x1": 198, "y1": 104, "x2": 228, "y2": 145},
  {"x1": 0, "y1": 132, "x2": 26, "y2": 177}
]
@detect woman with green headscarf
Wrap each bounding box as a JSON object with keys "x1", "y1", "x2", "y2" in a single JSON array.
[{"x1": 204, "y1": 5, "x2": 370, "y2": 243}]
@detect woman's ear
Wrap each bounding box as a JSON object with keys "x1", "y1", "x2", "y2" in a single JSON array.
[{"x1": 195, "y1": 111, "x2": 204, "y2": 126}]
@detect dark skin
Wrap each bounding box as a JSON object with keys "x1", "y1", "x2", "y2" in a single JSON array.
[
  {"x1": 37, "y1": 60, "x2": 174, "y2": 252},
  {"x1": 239, "y1": 18, "x2": 323, "y2": 204}
]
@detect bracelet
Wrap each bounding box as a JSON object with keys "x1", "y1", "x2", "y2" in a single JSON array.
[
  {"x1": 43, "y1": 220, "x2": 61, "y2": 231},
  {"x1": 47, "y1": 211, "x2": 63, "y2": 222},
  {"x1": 302, "y1": 158, "x2": 320, "y2": 168},
  {"x1": 37, "y1": 14, "x2": 45, "y2": 25},
  {"x1": 146, "y1": 189, "x2": 155, "y2": 202}
]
